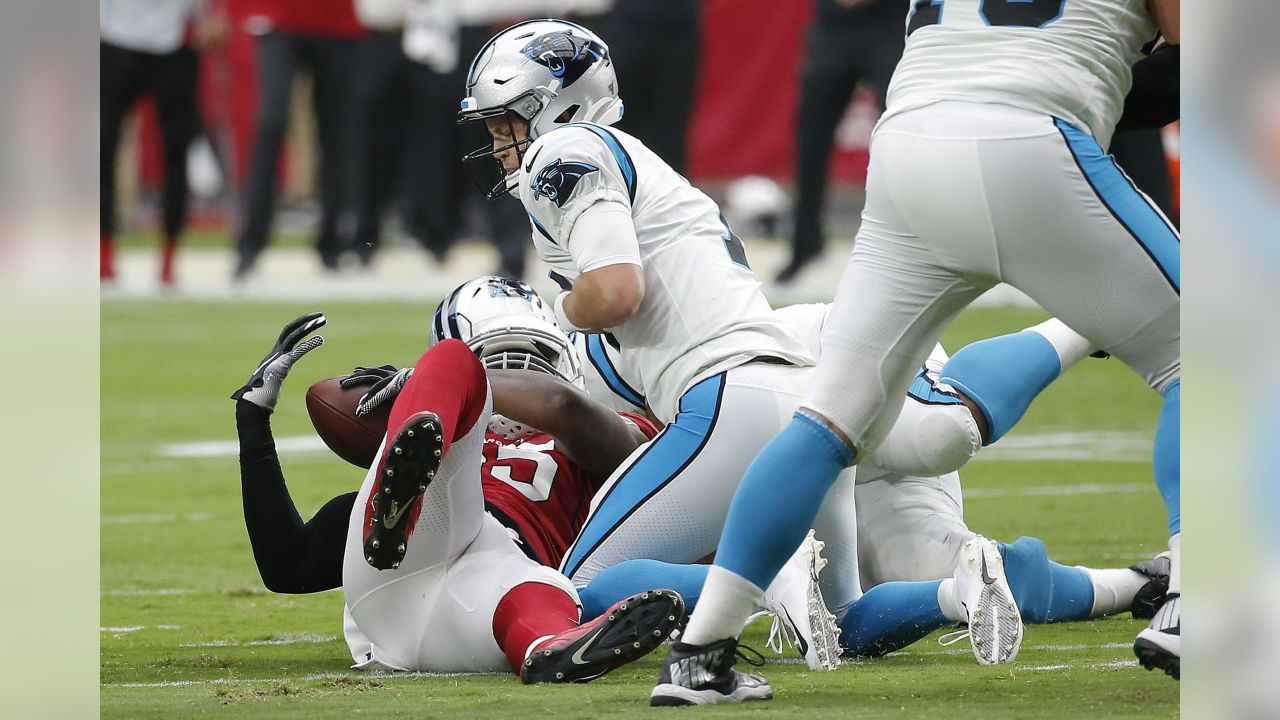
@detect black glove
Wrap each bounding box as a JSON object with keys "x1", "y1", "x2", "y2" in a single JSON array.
[
  {"x1": 356, "y1": 367, "x2": 413, "y2": 417},
  {"x1": 231, "y1": 311, "x2": 326, "y2": 412},
  {"x1": 1130, "y1": 552, "x2": 1171, "y2": 620},
  {"x1": 339, "y1": 365, "x2": 399, "y2": 389}
]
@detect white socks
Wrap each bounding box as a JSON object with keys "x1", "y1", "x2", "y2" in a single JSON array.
[
  {"x1": 1027, "y1": 318, "x2": 1094, "y2": 371},
  {"x1": 1168, "y1": 533, "x2": 1180, "y2": 595},
  {"x1": 681, "y1": 566, "x2": 765, "y2": 645},
  {"x1": 937, "y1": 578, "x2": 966, "y2": 623},
  {"x1": 1082, "y1": 567, "x2": 1151, "y2": 617}
]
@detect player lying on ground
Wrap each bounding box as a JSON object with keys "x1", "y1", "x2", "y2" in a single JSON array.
[
  {"x1": 568, "y1": 302, "x2": 1170, "y2": 661},
  {"x1": 365, "y1": 279, "x2": 1167, "y2": 671},
  {"x1": 230, "y1": 312, "x2": 685, "y2": 682}
]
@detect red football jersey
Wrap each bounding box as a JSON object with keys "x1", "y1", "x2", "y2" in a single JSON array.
[{"x1": 479, "y1": 412, "x2": 659, "y2": 568}]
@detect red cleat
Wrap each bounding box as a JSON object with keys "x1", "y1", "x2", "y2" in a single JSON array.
[
  {"x1": 100, "y1": 235, "x2": 116, "y2": 281},
  {"x1": 520, "y1": 589, "x2": 686, "y2": 684},
  {"x1": 159, "y1": 241, "x2": 176, "y2": 286}
]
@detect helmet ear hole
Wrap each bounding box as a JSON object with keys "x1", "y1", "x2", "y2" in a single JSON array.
[{"x1": 556, "y1": 105, "x2": 580, "y2": 123}]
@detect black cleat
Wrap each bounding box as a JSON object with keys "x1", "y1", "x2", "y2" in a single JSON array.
[
  {"x1": 650, "y1": 637, "x2": 773, "y2": 706},
  {"x1": 521, "y1": 589, "x2": 686, "y2": 684},
  {"x1": 1134, "y1": 594, "x2": 1180, "y2": 680},
  {"x1": 363, "y1": 412, "x2": 443, "y2": 570},
  {"x1": 1130, "y1": 552, "x2": 1171, "y2": 620}
]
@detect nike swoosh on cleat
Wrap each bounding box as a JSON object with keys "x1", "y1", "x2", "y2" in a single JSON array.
[
  {"x1": 980, "y1": 554, "x2": 997, "y2": 585},
  {"x1": 780, "y1": 607, "x2": 809, "y2": 659},
  {"x1": 382, "y1": 500, "x2": 412, "y2": 530},
  {"x1": 569, "y1": 626, "x2": 608, "y2": 666}
]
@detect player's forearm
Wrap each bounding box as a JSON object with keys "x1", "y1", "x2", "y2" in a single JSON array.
[
  {"x1": 556, "y1": 264, "x2": 645, "y2": 331},
  {"x1": 489, "y1": 369, "x2": 644, "y2": 481},
  {"x1": 235, "y1": 400, "x2": 344, "y2": 593},
  {"x1": 1148, "y1": 0, "x2": 1179, "y2": 44}
]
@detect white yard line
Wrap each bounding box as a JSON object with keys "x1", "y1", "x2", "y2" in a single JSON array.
[
  {"x1": 102, "y1": 588, "x2": 197, "y2": 597},
  {"x1": 156, "y1": 435, "x2": 328, "y2": 458},
  {"x1": 101, "y1": 625, "x2": 183, "y2": 633},
  {"x1": 182, "y1": 634, "x2": 336, "y2": 648},
  {"x1": 976, "y1": 431, "x2": 1153, "y2": 463},
  {"x1": 965, "y1": 483, "x2": 1152, "y2": 499}
]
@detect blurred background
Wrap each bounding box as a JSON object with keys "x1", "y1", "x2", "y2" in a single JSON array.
[{"x1": 100, "y1": 0, "x2": 1183, "y2": 305}]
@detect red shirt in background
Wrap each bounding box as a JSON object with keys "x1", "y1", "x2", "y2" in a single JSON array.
[{"x1": 238, "y1": 0, "x2": 365, "y2": 38}]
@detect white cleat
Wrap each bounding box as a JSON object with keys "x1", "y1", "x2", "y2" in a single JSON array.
[
  {"x1": 954, "y1": 535, "x2": 1023, "y2": 665},
  {"x1": 760, "y1": 529, "x2": 841, "y2": 671}
]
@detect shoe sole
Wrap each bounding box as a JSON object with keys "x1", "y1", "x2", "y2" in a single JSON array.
[
  {"x1": 363, "y1": 412, "x2": 443, "y2": 570},
  {"x1": 522, "y1": 589, "x2": 686, "y2": 684},
  {"x1": 650, "y1": 684, "x2": 773, "y2": 706},
  {"x1": 1134, "y1": 632, "x2": 1180, "y2": 680},
  {"x1": 965, "y1": 540, "x2": 1024, "y2": 665}
]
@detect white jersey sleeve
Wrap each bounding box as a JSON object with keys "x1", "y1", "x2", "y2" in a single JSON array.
[
  {"x1": 884, "y1": 0, "x2": 1157, "y2": 147},
  {"x1": 521, "y1": 124, "x2": 636, "y2": 272},
  {"x1": 519, "y1": 124, "x2": 814, "y2": 422}
]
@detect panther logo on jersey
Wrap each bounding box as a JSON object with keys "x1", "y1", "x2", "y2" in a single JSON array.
[
  {"x1": 532, "y1": 159, "x2": 598, "y2": 208},
  {"x1": 521, "y1": 31, "x2": 608, "y2": 89}
]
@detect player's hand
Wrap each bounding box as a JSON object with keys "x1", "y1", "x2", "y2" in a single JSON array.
[
  {"x1": 338, "y1": 365, "x2": 399, "y2": 389},
  {"x1": 356, "y1": 367, "x2": 413, "y2": 417},
  {"x1": 231, "y1": 312, "x2": 326, "y2": 412}
]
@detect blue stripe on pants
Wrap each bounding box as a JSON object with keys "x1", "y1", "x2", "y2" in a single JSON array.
[
  {"x1": 560, "y1": 373, "x2": 726, "y2": 580},
  {"x1": 1055, "y1": 118, "x2": 1180, "y2": 292}
]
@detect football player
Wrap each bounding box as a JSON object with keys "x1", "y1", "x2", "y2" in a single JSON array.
[
  {"x1": 667, "y1": 0, "x2": 1182, "y2": 702},
  {"x1": 456, "y1": 24, "x2": 868, "y2": 662},
  {"x1": 230, "y1": 308, "x2": 686, "y2": 682}
]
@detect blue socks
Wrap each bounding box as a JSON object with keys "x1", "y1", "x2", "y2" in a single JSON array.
[
  {"x1": 1000, "y1": 537, "x2": 1094, "y2": 623},
  {"x1": 840, "y1": 580, "x2": 947, "y2": 657},
  {"x1": 1153, "y1": 379, "x2": 1180, "y2": 535},
  {"x1": 715, "y1": 412, "x2": 852, "y2": 590},
  {"x1": 940, "y1": 330, "x2": 1063, "y2": 444},
  {"x1": 578, "y1": 560, "x2": 709, "y2": 619}
]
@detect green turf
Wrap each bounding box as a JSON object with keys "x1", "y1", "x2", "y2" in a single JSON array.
[{"x1": 101, "y1": 300, "x2": 1178, "y2": 718}]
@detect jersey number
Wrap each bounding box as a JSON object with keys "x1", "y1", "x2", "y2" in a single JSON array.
[
  {"x1": 908, "y1": 0, "x2": 1065, "y2": 35},
  {"x1": 488, "y1": 441, "x2": 558, "y2": 502}
]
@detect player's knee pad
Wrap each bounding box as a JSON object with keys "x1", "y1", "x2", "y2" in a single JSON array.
[{"x1": 863, "y1": 399, "x2": 981, "y2": 477}]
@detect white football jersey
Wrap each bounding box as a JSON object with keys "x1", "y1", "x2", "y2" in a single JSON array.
[
  {"x1": 520, "y1": 123, "x2": 814, "y2": 422},
  {"x1": 572, "y1": 331, "x2": 646, "y2": 414},
  {"x1": 883, "y1": 0, "x2": 1157, "y2": 148}
]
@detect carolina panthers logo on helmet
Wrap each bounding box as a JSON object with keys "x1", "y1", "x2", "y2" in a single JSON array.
[
  {"x1": 521, "y1": 32, "x2": 608, "y2": 88},
  {"x1": 533, "y1": 159, "x2": 598, "y2": 208}
]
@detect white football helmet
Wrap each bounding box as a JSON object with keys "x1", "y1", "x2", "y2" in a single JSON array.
[
  {"x1": 430, "y1": 276, "x2": 584, "y2": 389},
  {"x1": 458, "y1": 19, "x2": 623, "y2": 199}
]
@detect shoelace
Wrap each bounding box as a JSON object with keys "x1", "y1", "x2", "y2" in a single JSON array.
[
  {"x1": 938, "y1": 628, "x2": 971, "y2": 647},
  {"x1": 735, "y1": 644, "x2": 767, "y2": 668},
  {"x1": 764, "y1": 613, "x2": 798, "y2": 656}
]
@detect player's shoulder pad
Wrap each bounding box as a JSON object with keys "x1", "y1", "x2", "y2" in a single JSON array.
[{"x1": 522, "y1": 124, "x2": 633, "y2": 209}]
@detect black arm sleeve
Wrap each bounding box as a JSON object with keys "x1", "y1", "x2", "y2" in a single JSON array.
[
  {"x1": 237, "y1": 400, "x2": 354, "y2": 593},
  {"x1": 1116, "y1": 44, "x2": 1180, "y2": 132}
]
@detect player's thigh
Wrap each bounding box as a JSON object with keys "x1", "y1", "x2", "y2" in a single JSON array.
[
  {"x1": 854, "y1": 472, "x2": 971, "y2": 588},
  {"x1": 985, "y1": 127, "x2": 1180, "y2": 392},
  {"x1": 561, "y1": 366, "x2": 809, "y2": 586},
  {"x1": 343, "y1": 399, "x2": 490, "y2": 600}
]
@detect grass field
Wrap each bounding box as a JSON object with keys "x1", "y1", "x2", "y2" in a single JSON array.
[{"x1": 101, "y1": 299, "x2": 1179, "y2": 718}]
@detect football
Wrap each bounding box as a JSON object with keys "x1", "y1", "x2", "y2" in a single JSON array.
[{"x1": 305, "y1": 376, "x2": 389, "y2": 469}]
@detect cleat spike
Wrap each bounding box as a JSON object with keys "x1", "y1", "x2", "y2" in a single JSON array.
[
  {"x1": 525, "y1": 659, "x2": 533, "y2": 667},
  {"x1": 391, "y1": 561, "x2": 400, "y2": 569},
  {"x1": 608, "y1": 615, "x2": 616, "y2": 622},
  {"x1": 397, "y1": 543, "x2": 406, "y2": 554},
  {"x1": 384, "y1": 486, "x2": 392, "y2": 494},
  {"x1": 633, "y1": 642, "x2": 641, "y2": 649},
  {"x1": 407, "y1": 430, "x2": 414, "y2": 438},
  {"x1": 371, "y1": 539, "x2": 380, "y2": 549},
  {"x1": 555, "y1": 672, "x2": 564, "y2": 680},
  {"x1": 435, "y1": 435, "x2": 443, "y2": 443},
  {"x1": 386, "y1": 468, "x2": 395, "y2": 477},
  {"x1": 433, "y1": 449, "x2": 442, "y2": 457},
  {"x1": 419, "y1": 484, "x2": 427, "y2": 492},
  {"x1": 614, "y1": 648, "x2": 622, "y2": 655},
  {"x1": 427, "y1": 470, "x2": 435, "y2": 479},
  {"x1": 654, "y1": 630, "x2": 663, "y2": 637},
  {"x1": 366, "y1": 555, "x2": 374, "y2": 564},
  {"x1": 543, "y1": 649, "x2": 552, "y2": 657}
]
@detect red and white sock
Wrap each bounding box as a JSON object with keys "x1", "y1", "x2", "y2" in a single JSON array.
[{"x1": 492, "y1": 582, "x2": 581, "y2": 673}]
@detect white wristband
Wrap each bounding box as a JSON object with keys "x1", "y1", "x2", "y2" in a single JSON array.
[{"x1": 553, "y1": 291, "x2": 584, "y2": 332}]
